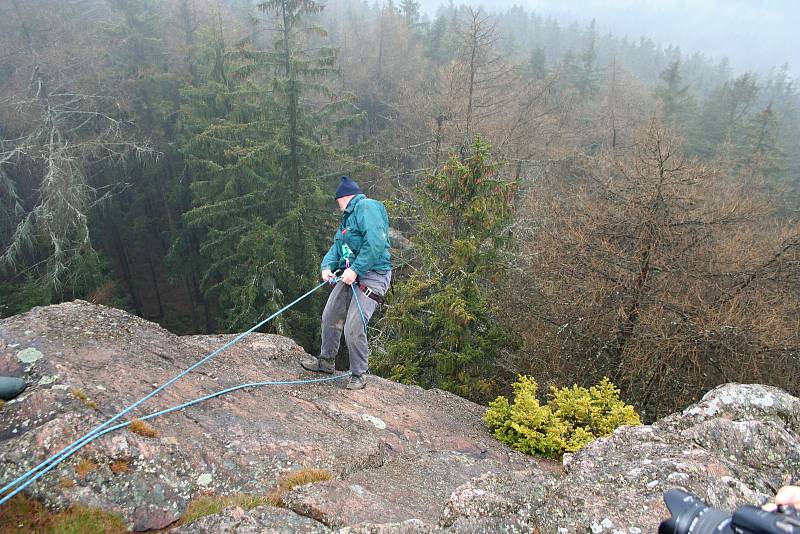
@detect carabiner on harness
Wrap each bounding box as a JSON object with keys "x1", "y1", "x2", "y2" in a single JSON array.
[{"x1": 341, "y1": 243, "x2": 353, "y2": 269}]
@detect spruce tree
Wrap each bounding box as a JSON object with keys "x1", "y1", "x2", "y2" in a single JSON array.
[
  {"x1": 98, "y1": 0, "x2": 188, "y2": 325},
  {"x1": 426, "y1": 15, "x2": 450, "y2": 64},
  {"x1": 400, "y1": 0, "x2": 421, "y2": 27},
  {"x1": 693, "y1": 73, "x2": 759, "y2": 158},
  {"x1": 525, "y1": 47, "x2": 547, "y2": 81},
  {"x1": 179, "y1": 2, "x2": 351, "y2": 349},
  {"x1": 375, "y1": 138, "x2": 520, "y2": 402},
  {"x1": 738, "y1": 104, "x2": 786, "y2": 184},
  {"x1": 655, "y1": 60, "x2": 694, "y2": 130},
  {"x1": 574, "y1": 21, "x2": 599, "y2": 98}
]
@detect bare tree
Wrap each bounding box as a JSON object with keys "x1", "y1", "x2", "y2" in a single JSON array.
[
  {"x1": 0, "y1": 0, "x2": 150, "y2": 286},
  {"x1": 444, "y1": 8, "x2": 516, "y2": 153},
  {"x1": 510, "y1": 121, "x2": 799, "y2": 419}
]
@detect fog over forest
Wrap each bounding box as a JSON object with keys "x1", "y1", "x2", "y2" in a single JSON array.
[{"x1": 419, "y1": 0, "x2": 800, "y2": 76}]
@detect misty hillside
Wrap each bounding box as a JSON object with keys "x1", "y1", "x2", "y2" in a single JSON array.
[
  {"x1": 1, "y1": 0, "x2": 798, "y2": 423},
  {"x1": 419, "y1": 0, "x2": 800, "y2": 78}
]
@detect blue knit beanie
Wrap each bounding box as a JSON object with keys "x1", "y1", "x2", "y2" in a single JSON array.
[{"x1": 335, "y1": 175, "x2": 363, "y2": 199}]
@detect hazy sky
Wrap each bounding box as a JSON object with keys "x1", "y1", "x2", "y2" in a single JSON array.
[{"x1": 419, "y1": 0, "x2": 800, "y2": 77}]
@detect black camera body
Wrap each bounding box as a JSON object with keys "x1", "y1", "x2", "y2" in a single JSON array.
[{"x1": 659, "y1": 489, "x2": 800, "y2": 534}]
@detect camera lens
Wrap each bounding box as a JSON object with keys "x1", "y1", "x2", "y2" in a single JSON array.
[{"x1": 659, "y1": 489, "x2": 734, "y2": 534}]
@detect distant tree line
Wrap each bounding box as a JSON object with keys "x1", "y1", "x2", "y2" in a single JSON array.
[{"x1": 1, "y1": 0, "x2": 797, "y2": 418}]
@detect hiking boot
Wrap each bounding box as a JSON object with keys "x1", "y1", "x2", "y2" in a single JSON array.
[
  {"x1": 345, "y1": 374, "x2": 367, "y2": 390},
  {"x1": 300, "y1": 355, "x2": 334, "y2": 374}
]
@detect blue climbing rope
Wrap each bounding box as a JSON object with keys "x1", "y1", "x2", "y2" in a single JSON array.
[
  {"x1": 0, "y1": 279, "x2": 338, "y2": 504},
  {"x1": 351, "y1": 284, "x2": 369, "y2": 334},
  {"x1": 0, "y1": 374, "x2": 349, "y2": 506}
]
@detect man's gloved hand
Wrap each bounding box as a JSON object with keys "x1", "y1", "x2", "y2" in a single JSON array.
[
  {"x1": 340, "y1": 268, "x2": 358, "y2": 286},
  {"x1": 321, "y1": 269, "x2": 335, "y2": 282}
]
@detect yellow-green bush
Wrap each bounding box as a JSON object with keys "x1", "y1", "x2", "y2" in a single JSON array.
[{"x1": 484, "y1": 376, "x2": 641, "y2": 458}]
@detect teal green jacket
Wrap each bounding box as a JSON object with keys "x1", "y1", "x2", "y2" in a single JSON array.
[{"x1": 321, "y1": 194, "x2": 392, "y2": 276}]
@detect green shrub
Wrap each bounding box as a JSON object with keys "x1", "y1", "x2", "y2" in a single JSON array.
[{"x1": 484, "y1": 376, "x2": 641, "y2": 458}]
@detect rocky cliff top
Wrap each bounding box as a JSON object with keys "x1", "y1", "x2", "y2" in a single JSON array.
[{"x1": 1, "y1": 301, "x2": 798, "y2": 533}]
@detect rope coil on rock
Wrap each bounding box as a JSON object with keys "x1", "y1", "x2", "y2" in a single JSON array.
[{"x1": 0, "y1": 277, "x2": 357, "y2": 506}]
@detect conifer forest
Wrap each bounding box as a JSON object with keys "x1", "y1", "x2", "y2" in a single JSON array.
[{"x1": 1, "y1": 0, "x2": 798, "y2": 421}]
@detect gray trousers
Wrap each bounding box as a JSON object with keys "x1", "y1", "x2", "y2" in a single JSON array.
[{"x1": 320, "y1": 270, "x2": 391, "y2": 376}]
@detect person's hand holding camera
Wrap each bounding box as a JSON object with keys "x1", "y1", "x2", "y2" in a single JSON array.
[{"x1": 763, "y1": 485, "x2": 800, "y2": 512}]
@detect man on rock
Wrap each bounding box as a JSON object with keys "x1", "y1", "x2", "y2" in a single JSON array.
[{"x1": 301, "y1": 176, "x2": 392, "y2": 390}]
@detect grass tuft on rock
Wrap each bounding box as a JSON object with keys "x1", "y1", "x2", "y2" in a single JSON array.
[
  {"x1": 69, "y1": 388, "x2": 98, "y2": 410},
  {"x1": 74, "y1": 458, "x2": 98, "y2": 479},
  {"x1": 110, "y1": 460, "x2": 130, "y2": 474},
  {"x1": 48, "y1": 505, "x2": 127, "y2": 534},
  {"x1": 0, "y1": 399, "x2": 5, "y2": 410},
  {"x1": 268, "y1": 467, "x2": 334, "y2": 506},
  {"x1": 178, "y1": 468, "x2": 333, "y2": 526},
  {"x1": 128, "y1": 419, "x2": 158, "y2": 438},
  {"x1": 180, "y1": 494, "x2": 276, "y2": 526},
  {"x1": 0, "y1": 494, "x2": 126, "y2": 534},
  {"x1": 277, "y1": 467, "x2": 332, "y2": 491}
]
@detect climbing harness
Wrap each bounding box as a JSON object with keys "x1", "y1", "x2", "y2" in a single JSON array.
[
  {"x1": 357, "y1": 282, "x2": 385, "y2": 305},
  {"x1": 339, "y1": 241, "x2": 385, "y2": 306},
  {"x1": 0, "y1": 278, "x2": 351, "y2": 506}
]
